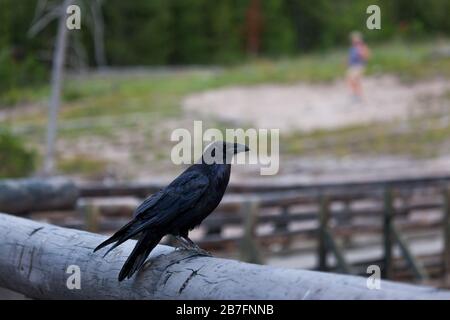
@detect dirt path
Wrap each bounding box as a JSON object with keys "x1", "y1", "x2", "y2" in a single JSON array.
[{"x1": 183, "y1": 75, "x2": 450, "y2": 131}]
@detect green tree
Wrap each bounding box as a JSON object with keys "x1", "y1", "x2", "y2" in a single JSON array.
[
  {"x1": 261, "y1": 0, "x2": 296, "y2": 55},
  {"x1": 0, "y1": 130, "x2": 36, "y2": 178},
  {"x1": 103, "y1": 0, "x2": 174, "y2": 65}
]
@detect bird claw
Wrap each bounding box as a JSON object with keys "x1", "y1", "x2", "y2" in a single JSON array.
[
  {"x1": 172, "y1": 245, "x2": 211, "y2": 258},
  {"x1": 190, "y1": 247, "x2": 212, "y2": 257},
  {"x1": 174, "y1": 246, "x2": 190, "y2": 252},
  {"x1": 172, "y1": 236, "x2": 211, "y2": 256}
]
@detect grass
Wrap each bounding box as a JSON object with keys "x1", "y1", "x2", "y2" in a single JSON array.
[
  {"x1": 2, "y1": 39, "x2": 450, "y2": 176},
  {"x1": 4, "y1": 41, "x2": 443, "y2": 123},
  {"x1": 57, "y1": 155, "x2": 109, "y2": 177},
  {"x1": 283, "y1": 104, "x2": 450, "y2": 159}
]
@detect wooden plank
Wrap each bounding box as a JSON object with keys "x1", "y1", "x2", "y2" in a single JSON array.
[
  {"x1": 78, "y1": 174, "x2": 450, "y2": 197},
  {"x1": 0, "y1": 178, "x2": 79, "y2": 214},
  {"x1": 325, "y1": 230, "x2": 352, "y2": 274},
  {"x1": 391, "y1": 225, "x2": 428, "y2": 281}
]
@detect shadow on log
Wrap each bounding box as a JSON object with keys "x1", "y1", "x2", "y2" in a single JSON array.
[{"x1": 1, "y1": 213, "x2": 450, "y2": 300}]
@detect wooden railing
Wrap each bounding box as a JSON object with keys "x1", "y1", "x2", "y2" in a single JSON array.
[
  {"x1": 1, "y1": 213, "x2": 450, "y2": 300},
  {"x1": 1, "y1": 175, "x2": 450, "y2": 285}
]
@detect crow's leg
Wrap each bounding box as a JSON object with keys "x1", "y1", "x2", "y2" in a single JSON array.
[
  {"x1": 174, "y1": 235, "x2": 192, "y2": 250},
  {"x1": 182, "y1": 236, "x2": 212, "y2": 256}
]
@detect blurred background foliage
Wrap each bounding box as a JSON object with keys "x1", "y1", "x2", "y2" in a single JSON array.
[
  {"x1": 0, "y1": 129, "x2": 36, "y2": 178},
  {"x1": 1, "y1": 0, "x2": 450, "y2": 75},
  {"x1": 2, "y1": 0, "x2": 450, "y2": 178}
]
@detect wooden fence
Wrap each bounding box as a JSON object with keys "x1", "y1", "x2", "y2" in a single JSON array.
[
  {"x1": 1, "y1": 175, "x2": 450, "y2": 286},
  {"x1": 2, "y1": 213, "x2": 450, "y2": 300}
]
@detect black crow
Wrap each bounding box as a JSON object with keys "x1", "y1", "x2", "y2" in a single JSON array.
[{"x1": 94, "y1": 141, "x2": 249, "y2": 281}]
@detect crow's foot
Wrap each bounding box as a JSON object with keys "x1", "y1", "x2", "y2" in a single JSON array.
[
  {"x1": 189, "y1": 246, "x2": 212, "y2": 257},
  {"x1": 174, "y1": 246, "x2": 188, "y2": 251},
  {"x1": 173, "y1": 235, "x2": 212, "y2": 256}
]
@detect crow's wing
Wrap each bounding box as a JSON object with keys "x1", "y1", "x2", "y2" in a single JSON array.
[
  {"x1": 94, "y1": 170, "x2": 209, "y2": 254},
  {"x1": 133, "y1": 170, "x2": 210, "y2": 227},
  {"x1": 132, "y1": 189, "x2": 165, "y2": 218}
]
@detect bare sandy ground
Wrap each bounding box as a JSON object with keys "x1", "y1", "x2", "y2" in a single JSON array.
[
  {"x1": 61, "y1": 75, "x2": 450, "y2": 181},
  {"x1": 183, "y1": 75, "x2": 450, "y2": 131},
  {"x1": 4, "y1": 74, "x2": 450, "y2": 182}
]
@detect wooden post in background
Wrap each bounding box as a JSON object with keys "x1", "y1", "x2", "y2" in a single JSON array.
[
  {"x1": 318, "y1": 195, "x2": 330, "y2": 271},
  {"x1": 275, "y1": 205, "x2": 291, "y2": 250},
  {"x1": 340, "y1": 199, "x2": 352, "y2": 247},
  {"x1": 383, "y1": 188, "x2": 394, "y2": 279},
  {"x1": 239, "y1": 200, "x2": 263, "y2": 264},
  {"x1": 442, "y1": 188, "x2": 450, "y2": 285},
  {"x1": 78, "y1": 200, "x2": 100, "y2": 232}
]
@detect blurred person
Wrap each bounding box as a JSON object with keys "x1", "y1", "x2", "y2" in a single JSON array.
[{"x1": 347, "y1": 31, "x2": 370, "y2": 101}]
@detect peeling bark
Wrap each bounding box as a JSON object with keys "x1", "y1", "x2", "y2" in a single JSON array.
[{"x1": 0, "y1": 213, "x2": 449, "y2": 300}]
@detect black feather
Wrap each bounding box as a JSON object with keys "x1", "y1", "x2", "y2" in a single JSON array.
[
  {"x1": 93, "y1": 141, "x2": 248, "y2": 281},
  {"x1": 118, "y1": 232, "x2": 162, "y2": 281}
]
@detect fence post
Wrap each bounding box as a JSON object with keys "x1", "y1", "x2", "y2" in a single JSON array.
[
  {"x1": 442, "y1": 188, "x2": 450, "y2": 284},
  {"x1": 318, "y1": 195, "x2": 330, "y2": 271},
  {"x1": 391, "y1": 225, "x2": 428, "y2": 281},
  {"x1": 80, "y1": 201, "x2": 100, "y2": 232},
  {"x1": 383, "y1": 188, "x2": 394, "y2": 279},
  {"x1": 275, "y1": 205, "x2": 291, "y2": 250},
  {"x1": 205, "y1": 224, "x2": 223, "y2": 238},
  {"x1": 339, "y1": 199, "x2": 352, "y2": 247},
  {"x1": 239, "y1": 200, "x2": 263, "y2": 264}
]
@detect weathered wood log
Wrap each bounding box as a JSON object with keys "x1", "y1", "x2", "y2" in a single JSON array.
[
  {"x1": 78, "y1": 174, "x2": 450, "y2": 197},
  {"x1": 0, "y1": 178, "x2": 79, "y2": 214},
  {"x1": 1, "y1": 213, "x2": 450, "y2": 299}
]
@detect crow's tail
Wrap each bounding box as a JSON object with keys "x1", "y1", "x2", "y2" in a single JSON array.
[
  {"x1": 93, "y1": 219, "x2": 146, "y2": 257},
  {"x1": 118, "y1": 232, "x2": 162, "y2": 281}
]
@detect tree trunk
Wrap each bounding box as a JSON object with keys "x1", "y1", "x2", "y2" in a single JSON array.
[
  {"x1": 0, "y1": 213, "x2": 449, "y2": 300},
  {"x1": 44, "y1": 0, "x2": 71, "y2": 175}
]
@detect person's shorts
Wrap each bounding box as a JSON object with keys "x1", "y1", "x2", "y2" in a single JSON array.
[{"x1": 347, "y1": 65, "x2": 365, "y2": 79}]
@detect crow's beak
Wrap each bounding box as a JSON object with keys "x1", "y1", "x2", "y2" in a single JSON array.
[{"x1": 234, "y1": 143, "x2": 249, "y2": 154}]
